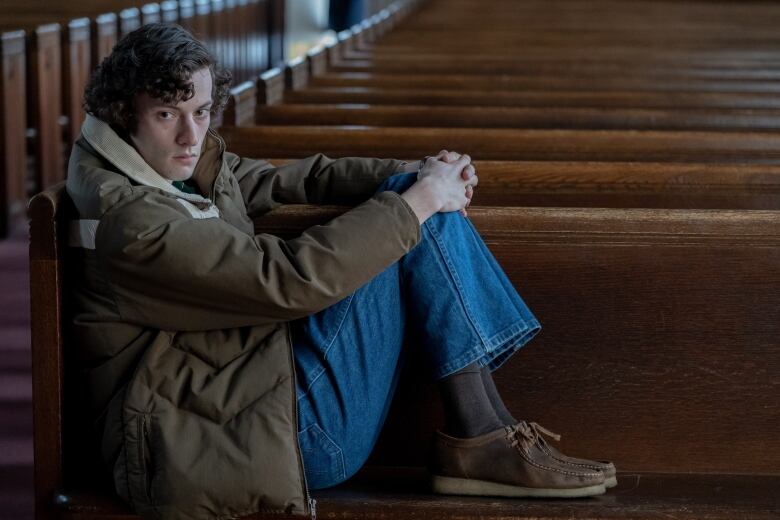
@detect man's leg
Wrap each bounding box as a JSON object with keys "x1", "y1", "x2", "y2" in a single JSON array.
[
  {"x1": 293, "y1": 173, "x2": 608, "y2": 496},
  {"x1": 379, "y1": 173, "x2": 608, "y2": 497},
  {"x1": 292, "y1": 262, "x2": 408, "y2": 490}
]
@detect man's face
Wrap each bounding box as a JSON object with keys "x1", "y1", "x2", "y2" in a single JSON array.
[{"x1": 130, "y1": 67, "x2": 213, "y2": 182}]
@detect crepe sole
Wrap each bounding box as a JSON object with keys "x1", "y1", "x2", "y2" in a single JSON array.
[{"x1": 432, "y1": 475, "x2": 607, "y2": 498}]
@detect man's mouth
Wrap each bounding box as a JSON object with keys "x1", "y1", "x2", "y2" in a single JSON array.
[{"x1": 173, "y1": 154, "x2": 197, "y2": 164}]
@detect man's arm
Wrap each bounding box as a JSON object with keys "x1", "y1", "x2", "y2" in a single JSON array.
[
  {"x1": 96, "y1": 190, "x2": 421, "y2": 331},
  {"x1": 229, "y1": 152, "x2": 405, "y2": 217}
]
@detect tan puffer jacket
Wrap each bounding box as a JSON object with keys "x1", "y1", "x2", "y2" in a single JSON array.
[{"x1": 66, "y1": 115, "x2": 421, "y2": 519}]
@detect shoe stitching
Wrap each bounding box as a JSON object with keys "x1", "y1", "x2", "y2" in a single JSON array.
[
  {"x1": 529, "y1": 424, "x2": 614, "y2": 472},
  {"x1": 506, "y1": 423, "x2": 602, "y2": 478},
  {"x1": 541, "y1": 444, "x2": 602, "y2": 471}
]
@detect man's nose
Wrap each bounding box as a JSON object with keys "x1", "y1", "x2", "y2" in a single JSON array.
[{"x1": 176, "y1": 116, "x2": 198, "y2": 147}]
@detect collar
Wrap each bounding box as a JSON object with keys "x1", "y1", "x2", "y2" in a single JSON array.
[{"x1": 80, "y1": 114, "x2": 219, "y2": 209}]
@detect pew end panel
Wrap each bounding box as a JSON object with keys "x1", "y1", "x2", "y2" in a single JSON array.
[
  {"x1": 160, "y1": 0, "x2": 179, "y2": 23},
  {"x1": 118, "y1": 8, "x2": 140, "y2": 39},
  {"x1": 63, "y1": 18, "x2": 90, "y2": 147},
  {"x1": 306, "y1": 45, "x2": 327, "y2": 77},
  {"x1": 284, "y1": 55, "x2": 308, "y2": 91},
  {"x1": 1, "y1": 29, "x2": 28, "y2": 237},
  {"x1": 29, "y1": 184, "x2": 68, "y2": 520},
  {"x1": 29, "y1": 23, "x2": 64, "y2": 192},
  {"x1": 257, "y1": 67, "x2": 284, "y2": 106},
  {"x1": 222, "y1": 80, "x2": 257, "y2": 127},
  {"x1": 92, "y1": 13, "x2": 117, "y2": 65},
  {"x1": 140, "y1": 3, "x2": 162, "y2": 26}
]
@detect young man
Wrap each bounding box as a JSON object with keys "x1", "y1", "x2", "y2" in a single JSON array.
[{"x1": 67, "y1": 23, "x2": 615, "y2": 520}]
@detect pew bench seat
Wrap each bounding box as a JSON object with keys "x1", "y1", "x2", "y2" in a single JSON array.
[
  {"x1": 51, "y1": 468, "x2": 780, "y2": 520},
  {"x1": 31, "y1": 188, "x2": 780, "y2": 520}
]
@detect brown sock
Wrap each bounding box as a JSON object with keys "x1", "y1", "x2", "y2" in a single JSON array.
[
  {"x1": 438, "y1": 362, "x2": 504, "y2": 438},
  {"x1": 480, "y1": 366, "x2": 518, "y2": 426}
]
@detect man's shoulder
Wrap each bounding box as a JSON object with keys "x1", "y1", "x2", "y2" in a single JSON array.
[{"x1": 67, "y1": 138, "x2": 193, "y2": 222}]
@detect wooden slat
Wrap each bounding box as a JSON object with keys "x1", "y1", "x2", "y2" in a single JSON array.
[
  {"x1": 261, "y1": 158, "x2": 780, "y2": 210},
  {"x1": 256, "y1": 103, "x2": 780, "y2": 131},
  {"x1": 219, "y1": 126, "x2": 780, "y2": 163},
  {"x1": 63, "y1": 18, "x2": 90, "y2": 145},
  {"x1": 29, "y1": 23, "x2": 63, "y2": 191},
  {"x1": 308, "y1": 72, "x2": 780, "y2": 94},
  {"x1": 223, "y1": 0, "x2": 238, "y2": 78},
  {"x1": 141, "y1": 3, "x2": 161, "y2": 25},
  {"x1": 192, "y1": 0, "x2": 211, "y2": 44},
  {"x1": 92, "y1": 13, "x2": 117, "y2": 65},
  {"x1": 267, "y1": 0, "x2": 284, "y2": 68},
  {"x1": 178, "y1": 0, "x2": 195, "y2": 32},
  {"x1": 210, "y1": 0, "x2": 227, "y2": 70},
  {"x1": 0, "y1": 30, "x2": 28, "y2": 237},
  {"x1": 233, "y1": 0, "x2": 249, "y2": 82},
  {"x1": 118, "y1": 7, "x2": 140, "y2": 38},
  {"x1": 285, "y1": 86, "x2": 780, "y2": 110}
]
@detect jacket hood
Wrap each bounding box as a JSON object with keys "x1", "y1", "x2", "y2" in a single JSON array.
[{"x1": 80, "y1": 114, "x2": 220, "y2": 216}]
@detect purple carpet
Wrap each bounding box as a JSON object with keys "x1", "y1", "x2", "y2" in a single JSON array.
[{"x1": 0, "y1": 217, "x2": 34, "y2": 519}]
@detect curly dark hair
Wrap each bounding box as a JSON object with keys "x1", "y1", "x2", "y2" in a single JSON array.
[{"x1": 83, "y1": 23, "x2": 232, "y2": 134}]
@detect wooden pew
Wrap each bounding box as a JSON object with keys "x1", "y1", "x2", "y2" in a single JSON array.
[
  {"x1": 63, "y1": 18, "x2": 91, "y2": 147},
  {"x1": 30, "y1": 184, "x2": 780, "y2": 519},
  {"x1": 218, "y1": 125, "x2": 780, "y2": 163},
  {"x1": 257, "y1": 103, "x2": 780, "y2": 132},
  {"x1": 26, "y1": 0, "x2": 780, "y2": 518},
  {"x1": 261, "y1": 159, "x2": 780, "y2": 211},
  {"x1": 282, "y1": 86, "x2": 780, "y2": 110},
  {"x1": 0, "y1": 30, "x2": 28, "y2": 238},
  {"x1": 92, "y1": 13, "x2": 117, "y2": 64},
  {"x1": 261, "y1": 47, "x2": 780, "y2": 111},
  {"x1": 29, "y1": 24, "x2": 64, "y2": 191}
]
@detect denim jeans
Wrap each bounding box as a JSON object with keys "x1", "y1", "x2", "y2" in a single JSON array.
[{"x1": 292, "y1": 172, "x2": 541, "y2": 490}]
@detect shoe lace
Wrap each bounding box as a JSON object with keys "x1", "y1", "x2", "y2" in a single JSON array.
[{"x1": 505, "y1": 421, "x2": 562, "y2": 454}]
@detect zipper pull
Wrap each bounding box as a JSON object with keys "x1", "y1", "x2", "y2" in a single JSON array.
[{"x1": 308, "y1": 497, "x2": 317, "y2": 520}]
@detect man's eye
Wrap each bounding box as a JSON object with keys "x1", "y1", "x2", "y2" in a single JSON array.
[
  {"x1": 158, "y1": 112, "x2": 174, "y2": 119},
  {"x1": 196, "y1": 109, "x2": 210, "y2": 117}
]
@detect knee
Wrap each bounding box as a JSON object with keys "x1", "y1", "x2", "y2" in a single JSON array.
[{"x1": 377, "y1": 171, "x2": 417, "y2": 194}]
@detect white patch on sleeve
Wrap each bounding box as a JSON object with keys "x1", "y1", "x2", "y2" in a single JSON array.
[
  {"x1": 177, "y1": 199, "x2": 221, "y2": 219},
  {"x1": 68, "y1": 219, "x2": 100, "y2": 249}
]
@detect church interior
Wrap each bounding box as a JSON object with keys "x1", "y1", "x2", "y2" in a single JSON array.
[{"x1": 1, "y1": 0, "x2": 778, "y2": 518}]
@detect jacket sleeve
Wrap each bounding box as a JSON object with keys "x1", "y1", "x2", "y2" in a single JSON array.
[
  {"x1": 229, "y1": 152, "x2": 405, "y2": 216},
  {"x1": 95, "y1": 190, "x2": 421, "y2": 331}
]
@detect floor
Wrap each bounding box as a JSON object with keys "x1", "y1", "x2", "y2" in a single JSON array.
[{"x1": 0, "y1": 218, "x2": 34, "y2": 519}]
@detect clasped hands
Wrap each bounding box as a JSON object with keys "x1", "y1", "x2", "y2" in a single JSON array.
[
  {"x1": 399, "y1": 149, "x2": 478, "y2": 223},
  {"x1": 421, "y1": 150, "x2": 478, "y2": 217}
]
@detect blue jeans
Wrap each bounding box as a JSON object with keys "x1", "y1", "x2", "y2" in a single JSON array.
[{"x1": 292, "y1": 172, "x2": 541, "y2": 490}]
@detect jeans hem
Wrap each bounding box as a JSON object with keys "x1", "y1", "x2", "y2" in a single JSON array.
[{"x1": 432, "y1": 318, "x2": 542, "y2": 381}]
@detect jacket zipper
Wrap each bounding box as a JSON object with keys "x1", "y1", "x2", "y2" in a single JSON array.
[{"x1": 286, "y1": 327, "x2": 316, "y2": 520}]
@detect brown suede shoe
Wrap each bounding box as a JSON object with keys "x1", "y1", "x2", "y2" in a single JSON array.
[
  {"x1": 515, "y1": 421, "x2": 618, "y2": 489},
  {"x1": 429, "y1": 424, "x2": 606, "y2": 498}
]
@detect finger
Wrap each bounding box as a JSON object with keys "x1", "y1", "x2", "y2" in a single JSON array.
[
  {"x1": 453, "y1": 153, "x2": 471, "y2": 170},
  {"x1": 439, "y1": 150, "x2": 462, "y2": 163},
  {"x1": 461, "y1": 164, "x2": 476, "y2": 181},
  {"x1": 466, "y1": 185, "x2": 474, "y2": 199}
]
